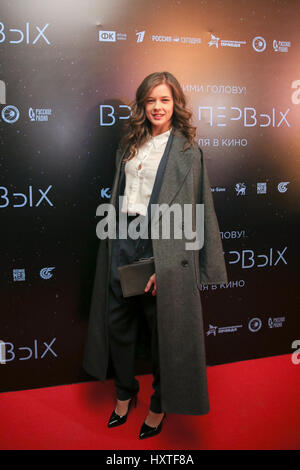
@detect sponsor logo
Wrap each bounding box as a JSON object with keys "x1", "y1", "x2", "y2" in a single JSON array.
[
  {"x1": 268, "y1": 317, "x2": 286, "y2": 328},
  {"x1": 257, "y1": 182, "x2": 267, "y2": 194},
  {"x1": 252, "y1": 36, "x2": 266, "y2": 52},
  {"x1": 98, "y1": 30, "x2": 127, "y2": 42},
  {"x1": 1, "y1": 105, "x2": 20, "y2": 123},
  {"x1": 29, "y1": 107, "x2": 52, "y2": 122},
  {"x1": 208, "y1": 33, "x2": 246, "y2": 48},
  {"x1": 152, "y1": 34, "x2": 201, "y2": 44},
  {"x1": 273, "y1": 40, "x2": 291, "y2": 53},
  {"x1": 206, "y1": 324, "x2": 243, "y2": 336},
  {"x1": 277, "y1": 182, "x2": 289, "y2": 193},
  {"x1": 40, "y1": 267, "x2": 55, "y2": 280},
  {"x1": 248, "y1": 317, "x2": 262, "y2": 332},
  {"x1": 235, "y1": 183, "x2": 246, "y2": 195},
  {"x1": 136, "y1": 31, "x2": 145, "y2": 43},
  {"x1": 13, "y1": 268, "x2": 26, "y2": 281}
]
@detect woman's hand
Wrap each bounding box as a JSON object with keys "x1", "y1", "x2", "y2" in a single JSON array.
[{"x1": 144, "y1": 273, "x2": 157, "y2": 296}]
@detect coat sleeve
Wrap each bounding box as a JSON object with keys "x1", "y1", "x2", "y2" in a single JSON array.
[
  {"x1": 115, "y1": 146, "x2": 122, "y2": 167},
  {"x1": 198, "y1": 147, "x2": 228, "y2": 285}
]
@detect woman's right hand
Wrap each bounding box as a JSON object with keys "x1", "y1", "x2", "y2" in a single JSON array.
[{"x1": 144, "y1": 273, "x2": 157, "y2": 296}]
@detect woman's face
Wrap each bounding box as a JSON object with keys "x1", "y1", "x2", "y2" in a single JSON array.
[{"x1": 145, "y1": 83, "x2": 174, "y2": 136}]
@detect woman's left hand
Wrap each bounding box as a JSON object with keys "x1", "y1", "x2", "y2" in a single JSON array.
[{"x1": 144, "y1": 273, "x2": 157, "y2": 296}]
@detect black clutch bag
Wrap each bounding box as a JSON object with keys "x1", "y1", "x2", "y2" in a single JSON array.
[{"x1": 117, "y1": 257, "x2": 155, "y2": 298}]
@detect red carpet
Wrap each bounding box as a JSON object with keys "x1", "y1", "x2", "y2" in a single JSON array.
[{"x1": 0, "y1": 353, "x2": 299, "y2": 450}]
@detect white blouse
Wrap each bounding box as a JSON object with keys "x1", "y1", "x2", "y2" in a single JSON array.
[{"x1": 120, "y1": 129, "x2": 171, "y2": 216}]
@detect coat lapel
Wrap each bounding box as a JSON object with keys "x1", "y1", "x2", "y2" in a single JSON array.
[{"x1": 155, "y1": 130, "x2": 194, "y2": 219}]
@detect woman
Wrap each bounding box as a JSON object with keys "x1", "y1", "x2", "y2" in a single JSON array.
[{"x1": 83, "y1": 72, "x2": 228, "y2": 440}]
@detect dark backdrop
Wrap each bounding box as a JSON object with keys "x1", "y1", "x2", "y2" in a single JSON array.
[{"x1": 0, "y1": 0, "x2": 299, "y2": 392}]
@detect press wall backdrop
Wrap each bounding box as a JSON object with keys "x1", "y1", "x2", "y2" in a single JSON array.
[{"x1": 1, "y1": 0, "x2": 299, "y2": 392}]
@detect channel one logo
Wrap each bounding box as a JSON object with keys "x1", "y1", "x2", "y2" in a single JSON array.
[{"x1": 99, "y1": 31, "x2": 116, "y2": 42}]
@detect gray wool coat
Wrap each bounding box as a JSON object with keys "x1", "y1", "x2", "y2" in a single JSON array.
[{"x1": 83, "y1": 129, "x2": 228, "y2": 415}]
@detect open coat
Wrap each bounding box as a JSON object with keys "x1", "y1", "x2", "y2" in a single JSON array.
[{"x1": 83, "y1": 129, "x2": 228, "y2": 415}]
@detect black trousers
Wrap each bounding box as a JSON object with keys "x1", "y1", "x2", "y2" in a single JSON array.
[{"x1": 108, "y1": 214, "x2": 162, "y2": 413}]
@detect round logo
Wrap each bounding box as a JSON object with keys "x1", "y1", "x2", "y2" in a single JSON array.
[
  {"x1": 277, "y1": 182, "x2": 289, "y2": 193},
  {"x1": 252, "y1": 36, "x2": 266, "y2": 52},
  {"x1": 248, "y1": 317, "x2": 262, "y2": 332},
  {"x1": 1, "y1": 105, "x2": 20, "y2": 123}
]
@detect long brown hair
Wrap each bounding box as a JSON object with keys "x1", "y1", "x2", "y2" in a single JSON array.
[{"x1": 120, "y1": 72, "x2": 196, "y2": 162}]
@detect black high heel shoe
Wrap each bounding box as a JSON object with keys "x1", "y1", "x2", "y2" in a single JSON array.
[
  {"x1": 107, "y1": 394, "x2": 138, "y2": 428},
  {"x1": 139, "y1": 412, "x2": 166, "y2": 440}
]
